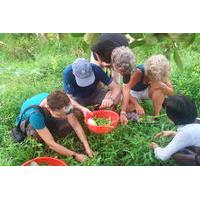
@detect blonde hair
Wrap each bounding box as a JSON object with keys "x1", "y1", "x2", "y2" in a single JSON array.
[
  {"x1": 111, "y1": 46, "x2": 136, "y2": 74},
  {"x1": 144, "y1": 55, "x2": 171, "y2": 82}
]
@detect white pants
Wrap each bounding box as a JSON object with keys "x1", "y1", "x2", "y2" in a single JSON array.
[{"x1": 130, "y1": 88, "x2": 149, "y2": 100}]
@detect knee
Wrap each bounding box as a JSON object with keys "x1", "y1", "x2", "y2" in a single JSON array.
[{"x1": 151, "y1": 89, "x2": 165, "y2": 101}]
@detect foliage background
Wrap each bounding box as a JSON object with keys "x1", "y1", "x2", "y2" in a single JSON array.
[{"x1": 0, "y1": 33, "x2": 199, "y2": 166}]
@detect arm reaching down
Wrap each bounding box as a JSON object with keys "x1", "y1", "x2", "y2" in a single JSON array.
[
  {"x1": 120, "y1": 69, "x2": 143, "y2": 125},
  {"x1": 153, "y1": 131, "x2": 191, "y2": 161},
  {"x1": 67, "y1": 113, "x2": 95, "y2": 158},
  {"x1": 36, "y1": 127, "x2": 87, "y2": 162}
]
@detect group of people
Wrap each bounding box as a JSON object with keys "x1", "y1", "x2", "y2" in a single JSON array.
[{"x1": 13, "y1": 33, "x2": 200, "y2": 165}]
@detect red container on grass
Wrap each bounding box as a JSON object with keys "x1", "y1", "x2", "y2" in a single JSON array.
[
  {"x1": 22, "y1": 157, "x2": 67, "y2": 166},
  {"x1": 85, "y1": 110, "x2": 119, "y2": 134}
]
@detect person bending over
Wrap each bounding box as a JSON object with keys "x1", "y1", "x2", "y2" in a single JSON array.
[
  {"x1": 63, "y1": 58, "x2": 121, "y2": 109},
  {"x1": 113, "y1": 54, "x2": 173, "y2": 125},
  {"x1": 14, "y1": 90, "x2": 94, "y2": 162}
]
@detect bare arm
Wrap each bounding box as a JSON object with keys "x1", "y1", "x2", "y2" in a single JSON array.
[
  {"x1": 111, "y1": 69, "x2": 121, "y2": 84},
  {"x1": 155, "y1": 131, "x2": 177, "y2": 138},
  {"x1": 150, "y1": 81, "x2": 174, "y2": 96},
  {"x1": 36, "y1": 128, "x2": 77, "y2": 157},
  {"x1": 68, "y1": 94, "x2": 84, "y2": 110},
  {"x1": 121, "y1": 70, "x2": 142, "y2": 113},
  {"x1": 67, "y1": 94, "x2": 91, "y2": 117},
  {"x1": 67, "y1": 113, "x2": 94, "y2": 157},
  {"x1": 107, "y1": 80, "x2": 121, "y2": 103},
  {"x1": 120, "y1": 70, "x2": 143, "y2": 125}
]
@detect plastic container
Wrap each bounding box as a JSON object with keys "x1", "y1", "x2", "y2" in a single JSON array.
[
  {"x1": 85, "y1": 110, "x2": 119, "y2": 134},
  {"x1": 22, "y1": 157, "x2": 67, "y2": 166}
]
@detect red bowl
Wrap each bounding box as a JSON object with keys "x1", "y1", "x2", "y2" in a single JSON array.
[
  {"x1": 85, "y1": 110, "x2": 119, "y2": 134},
  {"x1": 22, "y1": 157, "x2": 68, "y2": 166}
]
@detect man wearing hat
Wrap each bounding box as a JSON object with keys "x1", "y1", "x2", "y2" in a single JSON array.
[{"x1": 63, "y1": 58, "x2": 121, "y2": 109}]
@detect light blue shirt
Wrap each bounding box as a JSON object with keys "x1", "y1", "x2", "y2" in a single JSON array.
[{"x1": 154, "y1": 123, "x2": 200, "y2": 161}]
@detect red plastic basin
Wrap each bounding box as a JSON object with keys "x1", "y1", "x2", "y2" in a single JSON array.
[
  {"x1": 22, "y1": 157, "x2": 68, "y2": 166},
  {"x1": 85, "y1": 110, "x2": 119, "y2": 134}
]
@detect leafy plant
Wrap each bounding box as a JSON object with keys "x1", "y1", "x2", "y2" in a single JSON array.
[
  {"x1": 93, "y1": 117, "x2": 112, "y2": 126},
  {"x1": 72, "y1": 33, "x2": 197, "y2": 69}
]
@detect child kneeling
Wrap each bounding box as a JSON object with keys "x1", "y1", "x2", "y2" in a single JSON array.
[{"x1": 150, "y1": 95, "x2": 200, "y2": 166}]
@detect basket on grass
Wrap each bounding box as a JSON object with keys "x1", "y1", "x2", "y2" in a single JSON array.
[
  {"x1": 85, "y1": 110, "x2": 119, "y2": 134},
  {"x1": 22, "y1": 157, "x2": 67, "y2": 166}
]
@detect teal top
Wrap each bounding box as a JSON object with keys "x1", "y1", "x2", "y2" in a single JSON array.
[{"x1": 16, "y1": 93, "x2": 49, "y2": 130}]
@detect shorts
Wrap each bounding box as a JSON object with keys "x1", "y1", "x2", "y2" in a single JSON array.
[
  {"x1": 74, "y1": 88, "x2": 108, "y2": 106},
  {"x1": 130, "y1": 88, "x2": 149, "y2": 100}
]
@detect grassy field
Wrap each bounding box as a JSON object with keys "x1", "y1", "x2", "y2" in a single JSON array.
[{"x1": 0, "y1": 33, "x2": 200, "y2": 166}]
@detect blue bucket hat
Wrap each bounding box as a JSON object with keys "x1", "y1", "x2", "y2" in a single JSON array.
[{"x1": 72, "y1": 58, "x2": 95, "y2": 87}]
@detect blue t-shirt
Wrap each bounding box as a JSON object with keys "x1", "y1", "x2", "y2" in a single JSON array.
[
  {"x1": 63, "y1": 64, "x2": 112, "y2": 98},
  {"x1": 132, "y1": 64, "x2": 149, "y2": 91},
  {"x1": 16, "y1": 93, "x2": 49, "y2": 130}
]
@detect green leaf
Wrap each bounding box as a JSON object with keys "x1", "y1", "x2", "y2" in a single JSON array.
[
  {"x1": 129, "y1": 33, "x2": 144, "y2": 39},
  {"x1": 129, "y1": 38, "x2": 146, "y2": 48},
  {"x1": 173, "y1": 50, "x2": 183, "y2": 68},
  {"x1": 170, "y1": 34, "x2": 196, "y2": 47},
  {"x1": 83, "y1": 33, "x2": 100, "y2": 45},
  {"x1": 186, "y1": 34, "x2": 196, "y2": 46},
  {"x1": 189, "y1": 34, "x2": 196, "y2": 43},
  {"x1": 0, "y1": 41, "x2": 6, "y2": 48},
  {"x1": 163, "y1": 47, "x2": 171, "y2": 60},
  {"x1": 70, "y1": 33, "x2": 85, "y2": 38},
  {"x1": 153, "y1": 33, "x2": 169, "y2": 41},
  {"x1": 168, "y1": 33, "x2": 180, "y2": 41},
  {"x1": 144, "y1": 34, "x2": 158, "y2": 45},
  {"x1": 78, "y1": 39, "x2": 89, "y2": 51}
]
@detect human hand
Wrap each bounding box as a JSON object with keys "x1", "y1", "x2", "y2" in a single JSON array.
[
  {"x1": 101, "y1": 62, "x2": 111, "y2": 68},
  {"x1": 120, "y1": 112, "x2": 128, "y2": 125},
  {"x1": 150, "y1": 81, "x2": 167, "y2": 92},
  {"x1": 155, "y1": 131, "x2": 176, "y2": 138},
  {"x1": 100, "y1": 98, "x2": 113, "y2": 109},
  {"x1": 82, "y1": 107, "x2": 92, "y2": 118},
  {"x1": 85, "y1": 147, "x2": 95, "y2": 158},
  {"x1": 74, "y1": 153, "x2": 87, "y2": 162},
  {"x1": 149, "y1": 142, "x2": 159, "y2": 149},
  {"x1": 159, "y1": 82, "x2": 168, "y2": 93}
]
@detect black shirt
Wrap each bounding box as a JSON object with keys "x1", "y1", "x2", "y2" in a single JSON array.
[{"x1": 92, "y1": 33, "x2": 128, "y2": 63}]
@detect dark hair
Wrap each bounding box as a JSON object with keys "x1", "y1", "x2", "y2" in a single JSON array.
[
  {"x1": 92, "y1": 40, "x2": 119, "y2": 63},
  {"x1": 47, "y1": 90, "x2": 70, "y2": 111},
  {"x1": 92, "y1": 33, "x2": 129, "y2": 63},
  {"x1": 165, "y1": 95, "x2": 197, "y2": 125}
]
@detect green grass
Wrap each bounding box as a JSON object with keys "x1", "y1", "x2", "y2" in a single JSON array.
[{"x1": 0, "y1": 33, "x2": 199, "y2": 166}]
